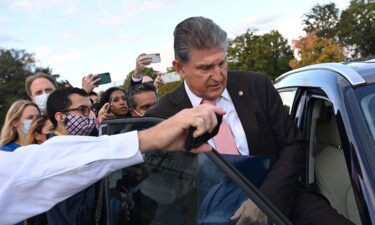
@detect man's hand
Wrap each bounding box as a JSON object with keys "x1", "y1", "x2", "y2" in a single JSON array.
[
  {"x1": 231, "y1": 199, "x2": 268, "y2": 225},
  {"x1": 82, "y1": 74, "x2": 100, "y2": 93},
  {"x1": 153, "y1": 74, "x2": 165, "y2": 89},
  {"x1": 138, "y1": 104, "x2": 225, "y2": 153},
  {"x1": 134, "y1": 53, "x2": 152, "y2": 79}
]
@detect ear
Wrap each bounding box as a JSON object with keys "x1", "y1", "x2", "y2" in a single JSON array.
[
  {"x1": 172, "y1": 60, "x2": 185, "y2": 79},
  {"x1": 12, "y1": 119, "x2": 20, "y2": 128}
]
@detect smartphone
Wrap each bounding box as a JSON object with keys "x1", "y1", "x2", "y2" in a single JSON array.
[
  {"x1": 95, "y1": 72, "x2": 112, "y2": 85},
  {"x1": 144, "y1": 53, "x2": 161, "y2": 63},
  {"x1": 107, "y1": 96, "x2": 114, "y2": 113},
  {"x1": 161, "y1": 72, "x2": 181, "y2": 83}
]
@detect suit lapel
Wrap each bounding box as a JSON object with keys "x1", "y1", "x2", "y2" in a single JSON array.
[
  {"x1": 227, "y1": 73, "x2": 259, "y2": 151},
  {"x1": 169, "y1": 84, "x2": 193, "y2": 109}
]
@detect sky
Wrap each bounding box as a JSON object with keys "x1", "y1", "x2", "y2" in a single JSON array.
[{"x1": 0, "y1": 0, "x2": 350, "y2": 90}]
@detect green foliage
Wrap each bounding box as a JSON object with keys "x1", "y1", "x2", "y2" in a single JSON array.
[
  {"x1": 303, "y1": 1, "x2": 375, "y2": 59},
  {"x1": 337, "y1": 0, "x2": 375, "y2": 58},
  {"x1": 157, "y1": 79, "x2": 183, "y2": 97},
  {"x1": 228, "y1": 30, "x2": 294, "y2": 79},
  {"x1": 303, "y1": 3, "x2": 339, "y2": 40}
]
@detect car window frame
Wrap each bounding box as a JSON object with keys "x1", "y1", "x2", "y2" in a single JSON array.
[{"x1": 100, "y1": 117, "x2": 293, "y2": 225}]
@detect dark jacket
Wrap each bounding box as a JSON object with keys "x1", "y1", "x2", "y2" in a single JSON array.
[{"x1": 146, "y1": 70, "x2": 307, "y2": 215}]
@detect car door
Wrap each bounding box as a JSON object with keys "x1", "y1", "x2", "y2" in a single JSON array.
[{"x1": 99, "y1": 117, "x2": 293, "y2": 225}]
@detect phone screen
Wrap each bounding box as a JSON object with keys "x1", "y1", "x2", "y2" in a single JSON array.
[
  {"x1": 161, "y1": 72, "x2": 181, "y2": 83},
  {"x1": 95, "y1": 72, "x2": 112, "y2": 85}
]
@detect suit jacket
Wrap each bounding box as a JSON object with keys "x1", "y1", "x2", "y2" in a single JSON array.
[{"x1": 146, "y1": 70, "x2": 306, "y2": 215}]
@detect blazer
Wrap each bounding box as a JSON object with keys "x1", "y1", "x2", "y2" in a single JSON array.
[{"x1": 146, "y1": 70, "x2": 307, "y2": 215}]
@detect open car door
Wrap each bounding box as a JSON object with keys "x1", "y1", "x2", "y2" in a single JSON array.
[{"x1": 100, "y1": 117, "x2": 293, "y2": 225}]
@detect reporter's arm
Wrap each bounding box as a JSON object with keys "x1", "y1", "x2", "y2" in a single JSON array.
[{"x1": 0, "y1": 131, "x2": 143, "y2": 224}]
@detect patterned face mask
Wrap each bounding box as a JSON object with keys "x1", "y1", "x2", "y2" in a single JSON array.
[{"x1": 64, "y1": 113, "x2": 96, "y2": 136}]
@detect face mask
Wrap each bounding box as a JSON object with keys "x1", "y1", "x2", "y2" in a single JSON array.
[
  {"x1": 34, "y1": 93, "x2": 50, "y2": 112},
  {"x1": 64, "y1": 113, "x2": 96, "y2": 136},
  {"x1": 22, "y1": 119, "x2": 32, "y2": 135}
]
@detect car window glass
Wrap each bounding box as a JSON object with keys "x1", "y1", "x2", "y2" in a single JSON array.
[
  {"x1": 107, "y1": 152, "x2": 280, "y2": 225},
  {"x1": 278, "y1": 89, "x2": 296, "y2": 114},
  {"x1": 103, "y1": 119, "x2": 286, "y2": 225},
  {"x1": 359, "y1": 93, "x2": 375, "y2": 142}
]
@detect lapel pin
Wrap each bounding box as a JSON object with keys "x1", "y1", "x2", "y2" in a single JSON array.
[{"x1": 238, "y1": 91, "x2": 243, "y2": 96}]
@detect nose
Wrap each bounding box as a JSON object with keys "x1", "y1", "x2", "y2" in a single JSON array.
[{"x1": 210, "y1": 65, "x2": 223, "y2": 82}]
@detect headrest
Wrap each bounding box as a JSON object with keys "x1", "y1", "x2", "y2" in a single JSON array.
[{"x1": 315, "y1": 107, "x2": 342, "y2": 152}]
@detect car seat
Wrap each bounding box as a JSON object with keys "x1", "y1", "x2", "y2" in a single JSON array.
[{"x1": 314, "y1": 110, "x2": 362, "y2": 225}]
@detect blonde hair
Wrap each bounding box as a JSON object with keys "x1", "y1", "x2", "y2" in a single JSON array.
[
  {"x1": 25, "y1": 115, "x2": 50, "y2": 145},
  {"x1": 0, "y1": 100, "x2": 39, "y2": 146}
]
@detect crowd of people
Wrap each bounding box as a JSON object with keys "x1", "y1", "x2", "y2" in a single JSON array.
[{"x1": 0, "y1": 16, "x2": 356, "y2": 225}]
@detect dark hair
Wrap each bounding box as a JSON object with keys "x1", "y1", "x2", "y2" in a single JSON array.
[
  {"x1": 47, "y1": 87, "x2": 89, "y2": 128},
  {"x1": 25, "y1": 72, "x2": 57, "y2": 97},
  {"x1": 25, "y1": 114, "x2": 50, "y2": 145},
  {"x1": 89, "y1": 91, "x2": 97, "y2": 96},
  {"x1": 174, "y1": 16, "x2": 228, "y2": 64},
  {"x1": 97, "y1": 87, "x2": 127, "y2": 112},
  {"x1": 127, "y1": 83, "x2": 157, "y2": 109}
]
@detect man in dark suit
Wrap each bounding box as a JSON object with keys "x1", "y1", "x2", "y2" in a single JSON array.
[{"x1": 146, "y1": 17, "x2": 355, "y2": 225}]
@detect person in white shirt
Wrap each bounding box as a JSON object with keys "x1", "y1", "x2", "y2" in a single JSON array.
[{"x1": 0, "y1": 87, "x2": 224, "y2": 224}]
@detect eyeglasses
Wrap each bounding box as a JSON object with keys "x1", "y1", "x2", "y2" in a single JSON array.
[{"x1": 62, "y1": 106, "x2": 94, "y2": 117}]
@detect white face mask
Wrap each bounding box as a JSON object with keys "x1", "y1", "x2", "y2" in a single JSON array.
[{"x1": 34, "y1": 93, "x2": 50, "y2": 112}]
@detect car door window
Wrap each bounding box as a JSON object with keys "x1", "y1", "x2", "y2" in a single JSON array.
[
  {"x1": 278, "y1": 88, "x2": 297, "y2": 115},
  {"x1": 102, "y1": 118, "x2": 292, "y2": 225},
  {"x1": 302, "y1": 97, "x2": 362, "y2": 225}
]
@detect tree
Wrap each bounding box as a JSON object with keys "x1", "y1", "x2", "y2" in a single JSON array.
[
  {"x1": 228, "y1": 30, "x2": 294, "y2": 79},
  {"x1": 337, "y1": 0, "x2": 375, "y2": 58},
  {"x1": 303, "y1": 3, "x2": 339, "y2": 40},
  {"x1": 0, "y1": 49, "x2": 34, "y2": 125},
  {"x1": 289, "y1": 32, "x2": 345, "y2": 69}
]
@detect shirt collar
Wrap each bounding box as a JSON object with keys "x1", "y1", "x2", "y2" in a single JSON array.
[{"x1": 184, "y1": 81, "x2": 232, "y2": 107}]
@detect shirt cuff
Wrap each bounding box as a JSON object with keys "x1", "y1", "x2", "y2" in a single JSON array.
[{"x1": 132, "y1": 75, "x2": 143, "y2": 82}]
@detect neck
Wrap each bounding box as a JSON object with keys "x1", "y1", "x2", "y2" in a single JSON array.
[{"x1": 56, "y1": 124, "x2": 69, "y2": 135}]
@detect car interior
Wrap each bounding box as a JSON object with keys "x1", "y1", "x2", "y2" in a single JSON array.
[{"x1": 308, "y1": 99, "x2": 362, "y2": 225}]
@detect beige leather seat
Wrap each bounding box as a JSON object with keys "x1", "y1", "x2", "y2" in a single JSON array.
[{"x1": 314, "y1": 114, "x2": 362, "y2": 225}]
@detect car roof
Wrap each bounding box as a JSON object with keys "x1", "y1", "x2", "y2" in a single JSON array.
[
  {"x1": 345, "y1": 61, "x2": 375, "y2": 84},
  {"x1": 275, "y1": 61, "x2": 375, "y2": 87}
]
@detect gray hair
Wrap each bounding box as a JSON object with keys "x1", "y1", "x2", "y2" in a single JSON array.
[{"x1": 173, "y1": 17, "x2": 228, "y2": 64}]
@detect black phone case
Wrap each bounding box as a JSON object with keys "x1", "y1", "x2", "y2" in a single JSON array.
[{"x1": 185, "y1": 114, "x2": 222, "y2": 151}]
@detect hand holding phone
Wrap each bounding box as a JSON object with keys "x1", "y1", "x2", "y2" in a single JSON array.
[{"x1": 94, "y1": 72, "x2": 112, "y2": 85}]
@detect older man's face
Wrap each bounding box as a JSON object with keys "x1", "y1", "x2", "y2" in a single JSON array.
[{"x1": 174, "y1": 47, "x2": 227, "y2": 100}]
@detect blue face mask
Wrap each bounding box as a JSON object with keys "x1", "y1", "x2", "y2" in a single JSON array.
[{"x1": 22, "y1": 119, "x2": 32, "y2": 135}]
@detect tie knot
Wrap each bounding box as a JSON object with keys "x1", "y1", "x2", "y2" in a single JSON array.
[{"x1": 202, "y1": 98, "x2": 218, "y2": 106}]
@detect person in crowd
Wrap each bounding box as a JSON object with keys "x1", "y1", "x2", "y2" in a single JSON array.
[
  {"x1": 0, "y1": 100, "x2": 40, "y2": 151},
  {"x1": 132, "y1": 54, "x2": 165, "y2": 89},
  {"x1": 146, "y1": 16, "x2": 354, "y2": 225},
  {"x1": 0, "y1": 85, "x2": 223, "y2": 224},
  {"x1": 127, "y1": 83, "x2": 158, "y2": 117},
  {"x1": 25, "y1": 72, "x2": 57, "y2": 113},
  {"x1": 0, "y1": 100, "x2": 40, "y2": 225},
  {"x1": 97, "y1": 87, "x2": 129, "y2": 124},
  {"x1": 25, "y1": 115, "x2": 54, "y2": 145}
]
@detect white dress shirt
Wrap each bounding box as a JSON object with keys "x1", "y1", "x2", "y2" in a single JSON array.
[
  {"x1": 0, "y1": 131, "x2": 143, "y2": 225},
  {"x1": 184, "y1": 82, "x2": 249, "y2": 155}
]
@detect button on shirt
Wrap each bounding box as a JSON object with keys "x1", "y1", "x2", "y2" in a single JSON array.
[
  {"x1": 184, "y1": 82, "x2": 249, "y2": 155},
  {"x1": 0, "y1": 131, "x2": 144, "y2": 225}
]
